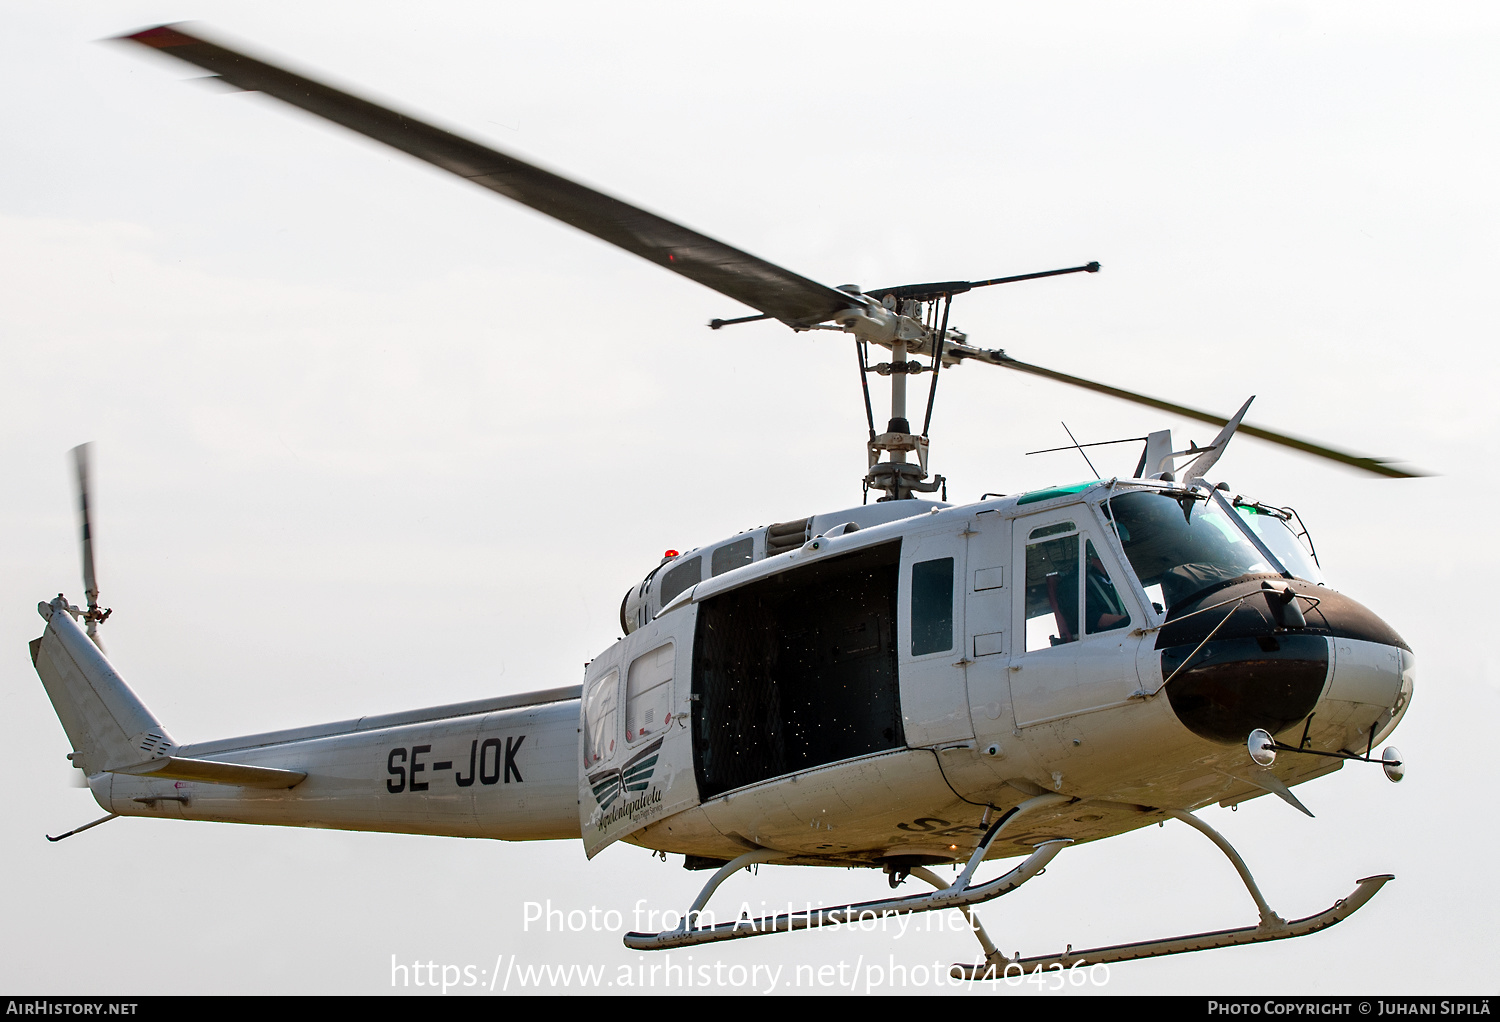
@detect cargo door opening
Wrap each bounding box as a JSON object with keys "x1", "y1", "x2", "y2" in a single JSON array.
[{"x1": 692, "y1": 542, "x2": 903, "y2": 801}]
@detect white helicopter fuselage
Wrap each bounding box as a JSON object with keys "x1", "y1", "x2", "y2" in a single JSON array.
[
  {"x1": 37, "y1": 478, "x2": 1413, "y2": 874},
  {"x1": 26, "y1": 23, "x2": 1422, "y2": 973}
]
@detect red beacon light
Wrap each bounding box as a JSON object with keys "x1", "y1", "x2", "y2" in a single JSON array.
[{"x1": 663, "y1": 549, "x2": 680, "y2": 559}]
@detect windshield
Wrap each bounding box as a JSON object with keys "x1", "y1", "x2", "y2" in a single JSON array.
[
  {"x1": 1233, "y1": 502, "x2": 1324, "y2": 584},
  {"x1": 1104, "y1": 490, "x2": 1277, "y2": 615}
]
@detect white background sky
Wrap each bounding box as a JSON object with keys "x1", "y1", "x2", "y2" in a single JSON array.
[{"x1": 1, "y1": 1, "x2": 1495, "y2": 996}]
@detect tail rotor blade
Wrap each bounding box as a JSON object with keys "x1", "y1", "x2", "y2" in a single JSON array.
[
  {"x1": 71, "y1": 444, "x2": 98, "y2": 608},
  {"x1": 69, "y1": 443, "x2": 109, "y2": 648}
]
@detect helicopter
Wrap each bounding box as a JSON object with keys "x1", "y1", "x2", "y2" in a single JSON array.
[{"x1": 25, "y1": 21, "x2": 1427, "y2": 984}]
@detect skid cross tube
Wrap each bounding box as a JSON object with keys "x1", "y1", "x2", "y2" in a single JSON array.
[
  {"x1": 624, "y1": 794, "x2": 1069, "y2": 951},
  {"x1": 910, "y1": 866, "x2": 1002, "y2": 962},
  {"x1": 1164, "y1": 808, "x2": 1282, "y2": 927}
]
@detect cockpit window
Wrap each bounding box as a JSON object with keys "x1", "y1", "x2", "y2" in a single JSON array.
[
  {"x1": 1024, "y1": 529, "x2": 1080, "y2": 651},
  {"x1": 1105, "y1": 490, "x2": 1276, "y2": 615},
  {"x1": 1233, "y1": 503, "x2": 1325, "y2": 584},
  {"x1": 1023, "y1": 528, "x2": 1131, "y2": 651},
  {"x1": 1029, "y1": 521, "x2": 1076, "y2": 541},
  {"x1": 1085, "y1": 540, "x2": 1130, "y2": 634}
]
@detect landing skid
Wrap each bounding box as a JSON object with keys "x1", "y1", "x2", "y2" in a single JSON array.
[
  {"x1": 627, "y1": 798, "x2": 1393, "y2": 973},
  {"x1": 624, "y1": 794, "x2": 1070, "y2": 951},
  {"x1": 951, "y1": 807, "x2": 1394, "y2": 979},
  {"x1": 951, "y1": 874, "x2": 1392, "y2": 978}
]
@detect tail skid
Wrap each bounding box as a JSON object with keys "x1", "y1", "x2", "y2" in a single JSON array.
[{"x1": 46, "y1": 813, "x2": 119, "y2": 843}]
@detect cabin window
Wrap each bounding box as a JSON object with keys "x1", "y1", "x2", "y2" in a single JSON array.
[
  {"x1": 659, "y1": 556, "x2": 702, "y2": 607},
  {"x1": 711, "y1": 537, "x2": 754, "y2": 577},
  {"x1": 910, "y1": 557, "x2": 955, "y2": 655},
  {"x1": 626, "y1": 643, "x2": 674, "y2": 744},
  {"x1": 582, "y1": 668, "x2": 619, "y2": 767},
  {"x1": 691, "y1": 541, "x2": 903, "y2": 800}
]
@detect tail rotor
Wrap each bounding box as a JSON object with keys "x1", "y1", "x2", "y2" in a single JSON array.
[{"x1": 70, "y1": 443, "x2": 111, "y2": 650}]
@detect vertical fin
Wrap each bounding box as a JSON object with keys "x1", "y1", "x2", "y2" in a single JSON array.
[{"x1": 31, "y1": 599, "x2": 174, "y2": 775}]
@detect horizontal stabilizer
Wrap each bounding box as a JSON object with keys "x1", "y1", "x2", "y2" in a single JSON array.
[{"x1": 112, "y1": 756, "x2": 306, "y2": 789}]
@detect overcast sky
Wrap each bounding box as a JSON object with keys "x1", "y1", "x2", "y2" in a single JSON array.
[{"x1": 2, "y1": 1, "x2": 1496, "y2": 996}]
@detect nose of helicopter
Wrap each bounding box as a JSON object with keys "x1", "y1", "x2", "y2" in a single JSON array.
[{"x1": 1155, "y1": 576, "x2": 1413, "y2": 748}]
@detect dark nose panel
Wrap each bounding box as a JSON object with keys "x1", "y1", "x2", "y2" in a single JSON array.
[
  {"x1": 1161, "y1": 634, "x2": 1329, "y2": 744},
  {"x1": 1154, "y1": 576, "x2": 1409, "y2": 652}
]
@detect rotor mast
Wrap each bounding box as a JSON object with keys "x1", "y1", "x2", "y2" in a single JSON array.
[
  {"x1": 858, "y1": 299, "x2": 944, "y2": 502},
  {"x1": 846, "y1": 264, "x2": 1100, "y2": 501}
]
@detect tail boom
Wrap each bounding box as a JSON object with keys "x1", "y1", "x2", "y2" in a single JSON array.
[{"x1": 33, "y1": 598, "x2": 583, "y2": 841}]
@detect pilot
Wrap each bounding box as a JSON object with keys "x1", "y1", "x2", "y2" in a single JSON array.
[{"x1": 1085, "y1": 549, "x2": 1129, "y2": 632}]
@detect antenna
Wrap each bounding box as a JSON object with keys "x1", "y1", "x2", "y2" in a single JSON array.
[{"x1": 1060, "y1": 422, "x2": 1101, "y2": 480}]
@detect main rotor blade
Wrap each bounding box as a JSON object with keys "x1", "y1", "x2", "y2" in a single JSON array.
[
  {"x1": 70, "y1": 443, "x2": 99, "y2": 606},
  {"x1": 945, "y1": 347, "x2": 1421, "y2": 478},
  {"x1": 120, "y1": 25, "x2": 858, "y2": 328},
  {"x1": 868, "y1": 262, "x2": 1101, "y2": 305}
]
